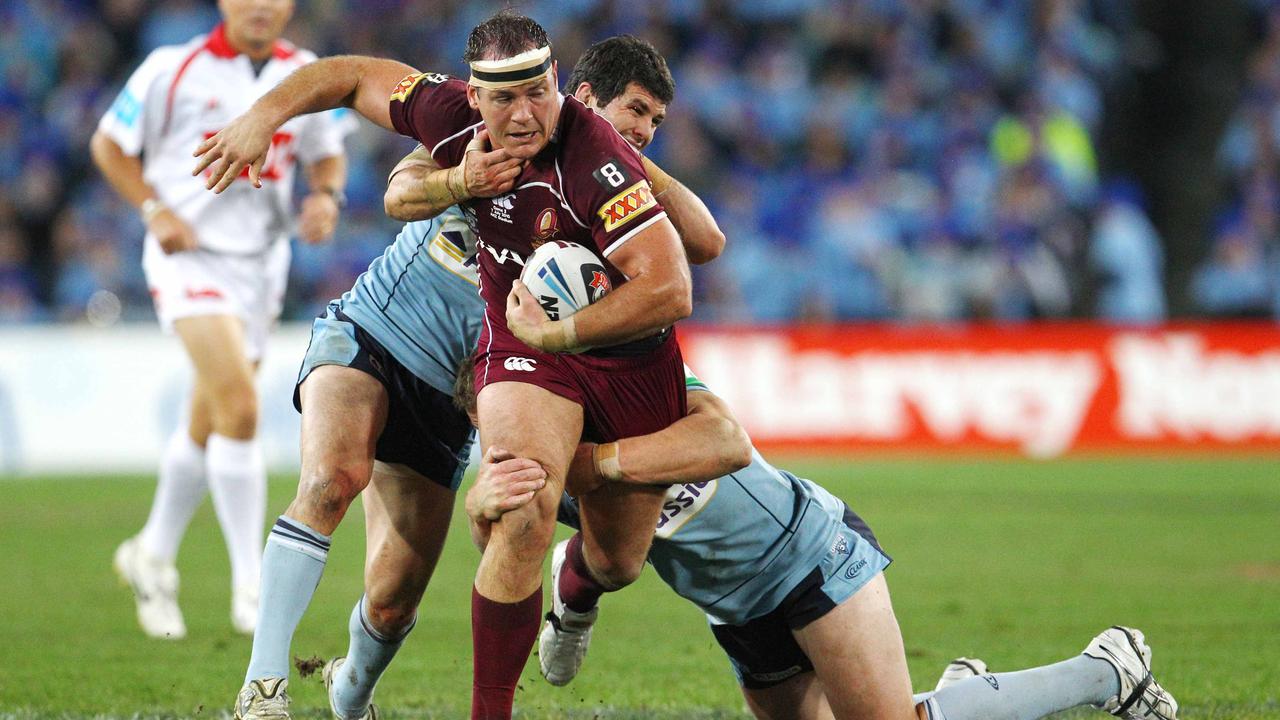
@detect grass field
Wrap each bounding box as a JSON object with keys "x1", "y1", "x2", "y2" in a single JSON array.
[{"x1": 1, "y1": 457, "x2": 1277, "y2": 719}]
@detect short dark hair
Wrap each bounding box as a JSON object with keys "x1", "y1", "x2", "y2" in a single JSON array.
[
  {"x1": 565, "y1": 35, "x2": 675, "y2": 107},
  {"x1": 462, "y1": 11, "x2": 551, "y2": 64}
]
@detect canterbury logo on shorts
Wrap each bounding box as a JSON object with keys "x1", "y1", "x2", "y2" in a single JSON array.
[{"x1": 503, "y1": 357, "x2": 537, "y2": 372}]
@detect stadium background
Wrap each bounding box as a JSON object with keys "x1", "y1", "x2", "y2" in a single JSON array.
[
  {"x1": 5, "y1": 0, "x2": 1280, "y2": 325},
  {"x1": 0, "y1": 1, "x2": 1278, "y2": 718}
]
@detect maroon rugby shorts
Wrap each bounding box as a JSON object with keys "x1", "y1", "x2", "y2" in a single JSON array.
[{"x1": 474, "y1": 324, "x2": 686, "y2": 443}]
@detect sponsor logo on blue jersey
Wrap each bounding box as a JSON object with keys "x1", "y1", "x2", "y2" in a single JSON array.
[{"x1": 655, "y1": 480, "x2": 716, "y2": 538}]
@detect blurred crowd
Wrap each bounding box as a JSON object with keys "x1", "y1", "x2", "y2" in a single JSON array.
[
  {"x1": 1205, "y1": 0, "x2": 1280, "y2": 320},
  {"x1": 2, "y1": 0, "x2": 1278, "y2": 326}
]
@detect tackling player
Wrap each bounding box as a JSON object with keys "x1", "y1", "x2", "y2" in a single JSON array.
[
  {"x1": 231, "y1": 35, "x2": 723, "y2": 720},
  {"x1": 195, "y1": 13, "x2": 703, "y2": 719},
  {"x1": 466, "y1": 367, "x2": 1180, "y2": 720},
  {"x1": 91, "y1": 0, "x2": 351, "y2": 639}
]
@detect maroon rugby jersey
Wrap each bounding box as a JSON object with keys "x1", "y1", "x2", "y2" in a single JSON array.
[{"x1": 387, "y1": 73, "x2": 668, "y2": 343}]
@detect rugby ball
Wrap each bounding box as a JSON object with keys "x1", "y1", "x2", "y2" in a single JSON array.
[{"x1": 519, "y1": 241, "x2": 612, "y2": 321}]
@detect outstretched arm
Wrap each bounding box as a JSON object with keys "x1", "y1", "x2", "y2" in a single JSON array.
[{"x1": 194, "y1": 55, "x2": 416, "y2": 192}]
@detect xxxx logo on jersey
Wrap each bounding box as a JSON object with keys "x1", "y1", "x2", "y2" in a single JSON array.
[
  {"x1": 598, "y1": 181, "x2": 657, "y2": 232},
  {"x1": 389, "y1": 72, "x2": 446, "y2": 103}
]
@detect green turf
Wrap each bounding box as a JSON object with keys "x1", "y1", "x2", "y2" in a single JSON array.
[{"x1": 1, "y1": 457, "x2": 1277, "y2": 718}]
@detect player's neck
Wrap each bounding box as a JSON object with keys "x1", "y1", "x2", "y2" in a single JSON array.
[{"x1": 225, "y1": 29, "x2": 276, "y2": 63}]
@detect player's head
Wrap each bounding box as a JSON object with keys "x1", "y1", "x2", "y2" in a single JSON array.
[
  {"x1": 218, "y1": 0, "x2": 294, "y2": 56},
  {"x1": 463, "y1": 11, "x2": 559, "y2": 161},
  {"x1": 567, "y1": 36, "x2": 674, "y2": 151}
]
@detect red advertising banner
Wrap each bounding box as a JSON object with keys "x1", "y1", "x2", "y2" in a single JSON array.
[{"x1": 677, "y1": 323, "x2": 1280, "y2": 456}]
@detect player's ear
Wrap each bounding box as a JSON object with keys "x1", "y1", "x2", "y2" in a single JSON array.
[
  {"x1": 466, "y1": 83, "x2": 480, "y2": 109},
  {"x1": 572, "y1": 82, "x2": 595, "y2": 106}
]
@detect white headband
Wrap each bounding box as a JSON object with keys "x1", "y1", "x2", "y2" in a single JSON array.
[{"x1": 469, "y1": 45, "x2": 552, "y2": 89}]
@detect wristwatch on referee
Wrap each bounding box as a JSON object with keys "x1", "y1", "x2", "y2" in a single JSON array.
[{"x1": 313, "y1": 186, "x2": 347, "y2": 208}]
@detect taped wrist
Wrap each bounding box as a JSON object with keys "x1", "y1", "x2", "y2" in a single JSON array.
[
  {"x1": 541, "y1": 315, "x2": 582, "y2": 353},
  {"x1": 446, "y1": 164, "x2": 470, "y2": 203},
  {"x1": 593, "y1": 442, "x2": 622, "y2": 483}
]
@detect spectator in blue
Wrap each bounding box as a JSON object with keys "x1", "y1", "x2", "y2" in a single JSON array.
[
  {"x1": 1089, "y1": 180, "x2": 1167, "y2": 323},
  {"x1": 1192, "y1": 212, "x2": 1274, "y2": 318}
]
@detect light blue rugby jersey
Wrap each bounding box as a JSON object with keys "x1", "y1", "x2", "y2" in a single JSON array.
[
  {"x1": 564, "y1": 370, "x2": 886, "y2": 627},
  {"x1": 337, "y1": 206, "x2": 484, "y2": 395}
]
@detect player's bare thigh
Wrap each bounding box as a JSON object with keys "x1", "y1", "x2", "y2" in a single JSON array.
[
  {"x1": 790, "y1": 573, "x2": 919, "y2": 720},
  {"x1": 288, "y1": 364, "x2": 389, "y2": 534},
  {"x1": 742, "y1": 673, "x2": 833, "y2": 720},
  {"x1": 174, "y1": 314, "x2": 256, "y2": 437},
  {"x1": 576, "y1": 482, "x2": 667, "y2": 587},
  {"x1": 360, "y1": 460, "x2": 454, "y2": 634},
  {"x1": 475, "y1": 380, "x2": 583, "y2": 599}
]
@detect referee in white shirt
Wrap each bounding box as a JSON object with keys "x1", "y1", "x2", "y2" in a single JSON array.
[{"x1": 90, "y1": 0, "x2": 352, "y2": 640}]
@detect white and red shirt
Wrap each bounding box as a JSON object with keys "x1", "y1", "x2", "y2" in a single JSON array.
[{"x1": 98, "y1": 24, "x2": 353, "y2": 255}]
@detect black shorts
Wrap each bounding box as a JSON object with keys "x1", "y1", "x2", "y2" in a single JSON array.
[
  {"x1": 710, "y1": 507, "x2": 888, "y2": 689},
  {"x1": 294, "y1": 303, "x2": 475, "y2": 490}
]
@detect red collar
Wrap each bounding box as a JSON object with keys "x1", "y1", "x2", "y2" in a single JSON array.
[{"x1": 204, "y1": 23, "x2": 296, "y2": 60}]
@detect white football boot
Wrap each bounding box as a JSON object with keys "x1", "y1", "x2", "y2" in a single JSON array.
[
  {"x1": 538, "y1": 539, "x2": 598, "y2": 686},
  {"x1": 322, "y1": 657, "x2": 380, "y2": 720},
  {"x1": 1083, "y1": 626, "x2": 1178, "y2": 719},
  {"x1": 232, "y1": 583, "x2": 259, "y2": 635},
  {"x1": 112, "y1": 536, "x2": 186, "y2": 640},
  {"x1": 934, "y1": 657, "x2": 989, "y2": 691},
  {"x1": 234, "y1": 677, "x2": 290, "y2": 720}
]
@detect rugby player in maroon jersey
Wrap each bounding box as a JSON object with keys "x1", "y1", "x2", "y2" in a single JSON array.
[{"x1": 195, "y1": 13, "x2": 706, "y2": 720}]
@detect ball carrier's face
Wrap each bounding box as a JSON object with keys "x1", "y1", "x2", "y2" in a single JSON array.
[{"x1": 466, "y1": 46, "x2": 562, "y2": 161}]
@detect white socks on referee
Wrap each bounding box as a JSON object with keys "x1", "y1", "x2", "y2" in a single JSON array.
[
  {"x1": 207, "y1": 433, "x2": 266, "y2": 593},
  {"x1": 138, "y1": 424, "x2": 207, "y2": 562},
  {"x1": 918, "y1": 655, "x2": 1119, "y2": 720}
]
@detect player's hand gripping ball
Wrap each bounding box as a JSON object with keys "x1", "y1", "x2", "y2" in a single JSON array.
[{"x1": 517, "y1": 241, "x2": 612, "y2": 321}]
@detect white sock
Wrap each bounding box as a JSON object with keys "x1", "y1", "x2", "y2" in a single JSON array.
[
  {"x1": 206, "y1": 433, "x2": 266, "y2": 592},
  {"x1": 925, "y1": 656, "x2": 1119, "y2": 720},
  {"x1": 138, "y1": 424, "x2": 207, "y2": 562}
]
